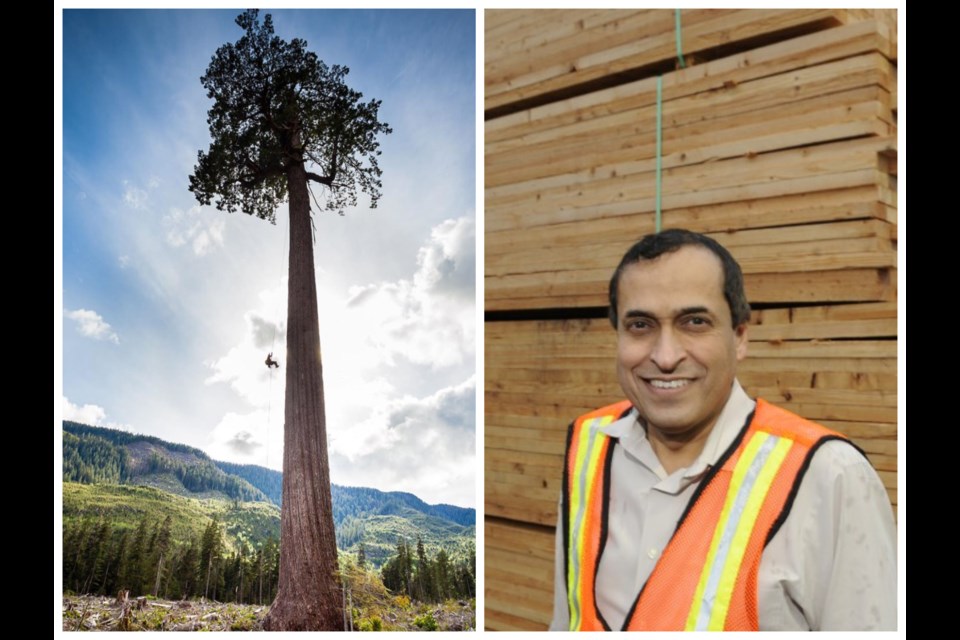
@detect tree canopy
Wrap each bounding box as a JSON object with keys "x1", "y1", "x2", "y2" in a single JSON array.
[{"x1": 189, "y1": 9, "x2": 391, "y2": 221}]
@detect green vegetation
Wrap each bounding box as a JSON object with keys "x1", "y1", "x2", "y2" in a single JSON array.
[
  {"x1": 64, "y1": 421, "x2": 209, "y2": 459},
  {"x1": 380, "y1": 536, "x2": 475, "y2": 604},
  {"x1": 63, "y1": 423, "x2": 268, "y2": 503},
  {"x1": 63, "y1": 483, "x2": 279, "y2": 547},
  {"x1": 63, "y1": 430, "x2": 130, "y2": 483},
  {"x1": 61, "y1": 421, "x2": 476, "y2": 611},
  {"x1": 344, "y1": 513, "x2": 475, "y2": 569},
  {"x1": 63, "y1": 509, "x2": 281, "y2": 604},
  {"x1": 144, "y1": 452, "x2": 268, "y2": 502},
  {"x1": 414, "y1": 612, "x2": 439, "y2": 631},
  {"x1": 331, "y1": 486, "x2": 475, "y2": 527},
  {"x1": 338, "y1": 560, "x2": 474, "y2": 631},
  {"x1": 219, "y1": 462, "x2": 475, "y2": 530},
  {"x1": 215, "y1": 460, "x2": 282, "y2": 505}
]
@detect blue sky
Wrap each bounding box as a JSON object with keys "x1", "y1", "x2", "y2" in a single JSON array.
[{"x1": 59, "y1": 9, "x2": 477, "y2": 507}]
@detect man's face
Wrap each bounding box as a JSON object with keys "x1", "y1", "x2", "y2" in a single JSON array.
[{"x1": 615, "y1": 245, "x2": 748, "y2": 443}]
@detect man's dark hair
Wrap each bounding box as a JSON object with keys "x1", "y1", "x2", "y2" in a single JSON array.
[{"x1": 608, "y1": 228, "x2": 751, "y2": 329}]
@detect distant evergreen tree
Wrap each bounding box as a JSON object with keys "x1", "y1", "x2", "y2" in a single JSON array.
[
  {"x1": 103, "y1": 528, "x2": 129, "y2": 595},
  {"x1": 453, "y1": 542, "x2": 476, "y2": 598},
  {"x1": 223, "y1": 541, "x2": 255, "y2": 604},
  {"x1": 147, "y1": 516, "x2": 173, "y2": 596},
  {"x1": 414, "y1": 536, "x2": 434, "y2": 601},
  {"x1": 199, "y1": 518, "x2": 225, "y2": 600},
  {"x1": 63, "y1": 518, "x2": 89, "y2": 592},
  {"x1": 177, "y1": 538, "x2": 201, "y2": 599},
  {"x1": 122, "y1": 518, "x2": 149, "y2": 595},
  {"x1": 357, "y1": 543, "x2": 366, "y2": 569},
  {"x1": 83, "y1": 520, "x2": 111, "y2": 594},
  {"x1": 380, "y1": 537, "x2": 414, "y2": 596},
  {"x1": 433, "y1": 548, "x2": 451, "y2": 601},
  {"x1": 259, "y1": 536, "x2": 281, "y2": 605}
]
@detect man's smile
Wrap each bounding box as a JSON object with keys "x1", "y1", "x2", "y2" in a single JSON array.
[{"x1": 644, "y1": 378, "x2": 693, "y2": 390}]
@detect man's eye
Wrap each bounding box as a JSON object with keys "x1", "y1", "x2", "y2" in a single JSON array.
[
  {"x1": 685, "y1": 316, "x2": 710, "y2": 328},
  {"x1": 626, "y1": 319, "x2": 650, "y2": 331}
]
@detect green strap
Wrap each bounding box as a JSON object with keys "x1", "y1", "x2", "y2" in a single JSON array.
[
  {"x1": 675, "y1": 9, "x2": 687, "y2": 69},
  {"x1": 655, "y1": 74, "x2": 663, "y2": 233},
  {"x1": 654, "y1": 11, "x2": 687, "y2": 233},
  {"x1": 655, "y1": 9, "x2": 686, "y2": 233}
]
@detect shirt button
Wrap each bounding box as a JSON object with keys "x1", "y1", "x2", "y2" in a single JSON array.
[{"x1": 647, "y1": 548, "x2": 659, "y2": 559}]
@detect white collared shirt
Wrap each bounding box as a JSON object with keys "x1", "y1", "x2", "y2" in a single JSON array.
[{"x1": 550, "y1": 381, "x2": 897, "y2": 631}]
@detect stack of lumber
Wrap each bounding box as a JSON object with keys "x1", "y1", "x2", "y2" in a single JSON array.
[
  {"x1": 486, "y1": 9, "x2": 897, "y2": 114},
  {"x1": 484, "y1": 9, "x2": 898, "y2": 632}
]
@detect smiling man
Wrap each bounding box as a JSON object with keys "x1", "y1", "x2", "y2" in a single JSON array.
[{"x1": 550, "y1": 229, "x2": 896, "y2": 631}]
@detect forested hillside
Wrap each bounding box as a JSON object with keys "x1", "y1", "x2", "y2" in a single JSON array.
[
  {"x1": 215, "y1": 460, "x2": 475, "y2": 528},
  {"x1": 61, "y1": 422, "x2": 476, "y2": 609},
  {"x1": 63, "y1": 422, "x2": 268, "y2": 503}
]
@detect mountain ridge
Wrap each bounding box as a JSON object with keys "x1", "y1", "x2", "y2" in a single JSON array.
[{"x1": 61, "y1": 420, "x2": 474, "y2": 566}]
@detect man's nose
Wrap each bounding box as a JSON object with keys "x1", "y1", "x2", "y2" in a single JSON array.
[{"x1": 650, "y1": 327, "x2": 685, "y2": 371}]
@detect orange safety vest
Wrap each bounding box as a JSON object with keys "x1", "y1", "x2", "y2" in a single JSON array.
[{"x1": 562, "y1": 398, "x2": 853, "y2": 631}]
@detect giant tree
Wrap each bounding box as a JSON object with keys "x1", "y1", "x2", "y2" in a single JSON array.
[{"x1": 189, "y1": 10, "x2": 390, "y2": 630}]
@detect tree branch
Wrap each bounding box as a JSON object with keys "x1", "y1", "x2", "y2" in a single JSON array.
[
  {"x1": 305, "y1": 171, "x2": 333, "y2": 186},
  {"x1": 239, "y1": 162, "x2": 283, "y2": 188}
]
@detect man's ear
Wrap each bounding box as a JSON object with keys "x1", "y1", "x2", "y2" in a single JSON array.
[{"x1": 735, "y1": 323, "x2": 748, "y2": 361}]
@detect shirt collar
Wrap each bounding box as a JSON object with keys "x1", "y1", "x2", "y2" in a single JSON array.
[{"x1": 599, "y1": 380, "x2": 756, "y2": 482}]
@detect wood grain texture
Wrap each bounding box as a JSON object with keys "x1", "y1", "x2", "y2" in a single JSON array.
[{"x1": 484, "y1": 9, "x2": 898, "y2": 631}]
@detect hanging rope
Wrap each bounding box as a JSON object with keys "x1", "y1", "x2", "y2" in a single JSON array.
[
  {"x1": 264, "y1": 210, "x2": 289, "y2": 469},
  {"x1": 674, "y1": 9, "x2": 687, "y2": 69},
  {"x1": 265, "y1": 363, "x2": 275, "y2": 467},
  {"x1": 655, "y1": 75, "x2": 663, "y2": 233},
  {"x1": 655, "y1": 9, "x2": 688, "y2": 233}
]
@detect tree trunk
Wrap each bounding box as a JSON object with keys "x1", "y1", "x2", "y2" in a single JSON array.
[{"x1": 262, "y1": 159, "x2": 343, "y2": 631}]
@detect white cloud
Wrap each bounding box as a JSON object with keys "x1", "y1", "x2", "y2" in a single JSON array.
[
  {"x1": 332, "y1": 375, "x2": 474, "y2": 460},
  {"x1": 123, "y1": 180, "x2": 148, "y2": 210},
  {"x1": 63, "y1": 396, "x2": 106, "y2": 425},
  {"x1": 329, "y1": 376, "x2": 476, "y2": 507},
  {"x1": 65, "y1": 308, "x2": 120, "y2": 343},
  {"x1": 207, "y1": 410, "x2": 278, "y2": 467},
  {"x1": 345, "y1": 216, "x2": 475, "y2": 369},
  {"x1": 414, "y1": 217, "x2": 475, "y2": 296},
  {"x1": 162, "y1": 204, "x2": 226, "y2": 256},
  {"x1": 62, "y1": 396, "x2": 130, "y2": 431},
  {"x1": 118, "y1": 255, "x2": 130, "y2": 269}
]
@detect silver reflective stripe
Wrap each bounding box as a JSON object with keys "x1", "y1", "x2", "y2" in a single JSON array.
[{"x1": 693, "y1": 434, "x2": 780, "y2": 631}]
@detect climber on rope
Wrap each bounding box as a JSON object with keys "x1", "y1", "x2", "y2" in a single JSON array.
[{"x1": 265, "y1": 352, "x2": 280, "y2": 369}]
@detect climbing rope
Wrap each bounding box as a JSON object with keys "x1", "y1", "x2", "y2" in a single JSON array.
[
  {"x1": 655, "y1": 9, "x2": 688, "y2": 233},
  {"x1": 656, "y1": 75, "x2": 663, "y2": 233},
  {"x1": 264, "y1": 210, "x2": 289, "y2": 468},
  {"x1": 674, "y1": 9, "x2": 687, "y2": 69}
]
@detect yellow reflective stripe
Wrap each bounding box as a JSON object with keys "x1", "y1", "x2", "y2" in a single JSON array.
[
  {"x1": 685, "y1": 433, "x2": 768, "y2": 630},
  {"x1": 707, "y1": 436, "x2": 792, "y2": 630},
  {"x1": 567, "y1": 424, "x2": 589, "y2": 629},
  {"x1": 684, "y1": 432, "x2": 794, "y2": 630},
  {"x1": 567, "y1": 419, "x2": 596, "y2": 629},
  {"x1": 566, "y1": 414, "x2": 615, "y2": 630}
]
